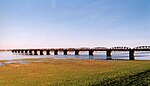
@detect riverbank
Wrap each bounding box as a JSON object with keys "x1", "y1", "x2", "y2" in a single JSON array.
[{"x1": 0, "y1": 58, "x2": 150, "y2": 86}]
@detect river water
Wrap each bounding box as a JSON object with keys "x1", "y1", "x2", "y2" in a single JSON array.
[
  {"x1": 0, "y1": 51, "x2": 150, "y2": 66},
  {"x1": 0, "y1": 51, "x2": 150, "y2": 60}
]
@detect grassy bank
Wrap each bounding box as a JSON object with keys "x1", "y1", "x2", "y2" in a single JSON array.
[{"x1": 0, "y1": 58, "x2": 150, "y2": 86}]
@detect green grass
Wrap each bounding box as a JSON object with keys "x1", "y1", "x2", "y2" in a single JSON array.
[{"x1": 0, "y1": 58, "x2": 150, "y2": 86}]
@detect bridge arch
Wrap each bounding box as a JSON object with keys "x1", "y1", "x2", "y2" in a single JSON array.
[{"x1": 109, "y1": 46, "x2": 132, "y2": 60}]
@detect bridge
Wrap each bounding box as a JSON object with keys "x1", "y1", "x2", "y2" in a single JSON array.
[{"x1": 11, "y1": 46, "x2": 150, "y2": 60}]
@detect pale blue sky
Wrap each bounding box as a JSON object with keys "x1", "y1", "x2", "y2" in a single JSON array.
[{"x1": 0, "y1": 0, "x2": 150, "y2": 49}]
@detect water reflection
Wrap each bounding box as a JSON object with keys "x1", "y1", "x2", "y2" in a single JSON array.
[
  {"x1": 0, "y1": 51, "x2": 149, "y2": 66},
  {"x1": 0, "y1": 51, "x2": 150, "y2": 61}
]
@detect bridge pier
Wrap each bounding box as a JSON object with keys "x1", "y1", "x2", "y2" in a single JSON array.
[
  {"x1": 40, "y1": 50, "x2": 44, "y2": 55},
  {"x1": 54, "y1": 50, "x2": 58, "y2": 55},
  {"x1": 29, "y1": 50, "x2": 33, "y2": 55},
  {"x1": 107, "y1": 50, "x2": 112, "y2": 60},
  {"x1": 21, "y1": 50, "x2": 24, "y2": 53},
  {"x1": 129, "y1": 50, "x2": 135, "y2": 60},
  {"x1": 18, "y1": 50, "x2": 20, "y2": 53},
  {"x1": 89, "y1": 50, "x2": 94, "y2": 56},
  {"x1": 64, "y1": 50, "x2": 68, "y2": 55},
  {"x1": 12, "y1": 50, "x2": 14, "y2": 53},
  {"x1": 75, "y1": 50, "x2": 79, "y2": 55},
  {"x1": 14, "y1": 50, "x2": 17, "y2": 53},
  {"x1": 34, "y1": 50, "x2": 38, "y2": 55},
  {"x1": 25, "y1": 50, "x2": 28, "y2": 54},
  {"x1": 46, "y1": 50, "x2": 50, "y2": 55}
]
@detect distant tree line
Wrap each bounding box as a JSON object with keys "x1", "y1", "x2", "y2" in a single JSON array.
[{"x1": 0, "y1": 49, "x2": 12, "y2": 51}]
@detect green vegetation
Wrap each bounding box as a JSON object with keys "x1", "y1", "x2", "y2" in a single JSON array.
[{"x1": 0, "y1": 58, "x2": 150, "y2": 86}]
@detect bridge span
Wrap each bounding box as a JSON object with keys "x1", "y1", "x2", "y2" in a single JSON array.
[{"x1": 12, "y1": 46, "x2": 150, "y2": 60}]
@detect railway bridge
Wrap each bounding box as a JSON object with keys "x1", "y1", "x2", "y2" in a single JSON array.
[{"x1": 12, "y1": 46, "x2": 150, "y2": 60}]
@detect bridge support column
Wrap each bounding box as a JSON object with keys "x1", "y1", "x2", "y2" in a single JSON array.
[
  {"x1": 107, "y1": 50, "x2": 112, "y2": 60},
  {"x1": 75, "y1": 50, "x2": 79, "y2": 55},
  {"x1": 34, "y1": 50, "x2": 38, "y2": 55},
  {"x1": 46, "y1": 50, "x2": 50, "y2": 55},
  {"x1": 25, "y1": 50, "x2": 28, "y2": 54},
  {"x1": 89, "y1": 50, "x2": 94, "y2": 56},
  {"x1": 29, "y1": 50, "x2": 33, "y2": 55},
  {"x1": 129, "y1": 50, "x2": 135, "y2": 60},
  {"x1": 64, "y1": 50, "x2": 68, "y2": 55},
  {"x1": 18, "y1": 50, "x2": 20, "y2": 53},
  {"x1": 40, "y1": 50, "x2": 44, "y2": 55},
  {"x1": 54, "y1": 50, "x2": 58, "y2": 55},
  {"x1": 21, "y1": 50, "x2": 24, "y2": 54},
  {"x1": 14, "y1": 50, "x2": 17, "y2": 53}
]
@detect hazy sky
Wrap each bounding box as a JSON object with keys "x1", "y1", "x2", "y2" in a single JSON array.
[{"x1": 0, "y1": 0, "x2": 149, "y2": 49}]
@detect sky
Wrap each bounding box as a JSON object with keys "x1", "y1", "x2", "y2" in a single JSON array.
[{"x1": 0, "y1": 0, "x2": 150, "y2": 49}]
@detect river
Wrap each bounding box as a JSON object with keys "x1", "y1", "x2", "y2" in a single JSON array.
[{"x1": 0, "y1": 51, "x2": 150, "y2": 60}]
